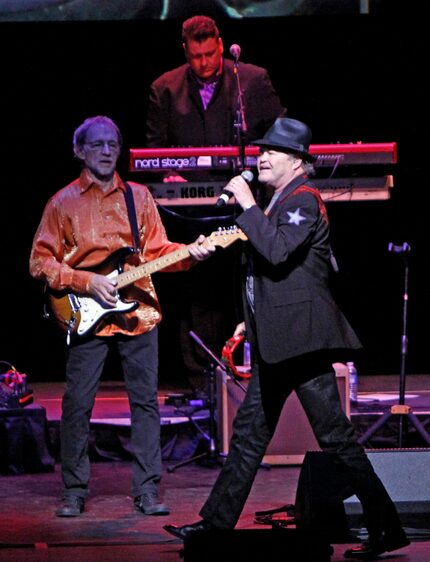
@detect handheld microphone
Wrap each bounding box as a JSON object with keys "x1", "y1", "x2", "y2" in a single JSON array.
[
  {"x1": 216, "y1": 170, "x2": 254, "y2": 207},
  {"x1": 229, "y1": 44, "x2": 241, "y2": 62}
]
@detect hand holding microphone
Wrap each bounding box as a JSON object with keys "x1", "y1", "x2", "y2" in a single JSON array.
[{"x1": 216, "y1": 170, "x2": 254, "y2": 208}]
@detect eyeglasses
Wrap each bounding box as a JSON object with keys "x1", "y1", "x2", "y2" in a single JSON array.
[{"x1": 84, "y1": 141, "x2": 121, "y2": 152}]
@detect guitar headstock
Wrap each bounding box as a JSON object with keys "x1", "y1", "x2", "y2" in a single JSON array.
[{"x1": 208, "y1": 227, "x2": 248, "y2": 248}]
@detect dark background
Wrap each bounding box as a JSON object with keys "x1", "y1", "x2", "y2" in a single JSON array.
[
  {"x1": 1, "y1": 12, "x2": 428, "y2": 388},
  {"x1": 0, "y1": 0, "x2": 390, "y2": 21}
]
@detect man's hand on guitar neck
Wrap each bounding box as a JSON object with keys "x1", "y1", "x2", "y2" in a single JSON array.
[
  {"x1": 87, "y1": 273, "x2": 118, "y2": 307},
  {"x1": 188, "y1": 234, "x2": 216, "y2": 262},
  {"x1": 84, "y1": 235, "x2": 214, "y2": 307}
]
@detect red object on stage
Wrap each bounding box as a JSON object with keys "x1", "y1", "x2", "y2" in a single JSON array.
[
  {"x1": 221, "y1": 335, "x2": 252, "y2": 380},
  {"x1": 129, "y1": 142, "x2": 397, "y2": 172}
]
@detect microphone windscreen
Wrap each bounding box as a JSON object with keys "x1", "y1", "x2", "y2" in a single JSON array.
[
  {"x1": 229, "y1": 44, "x2": 241, "y2": 59},
  {"x1": 241, "y1": 170, "x2": 254, "y2": 183}
]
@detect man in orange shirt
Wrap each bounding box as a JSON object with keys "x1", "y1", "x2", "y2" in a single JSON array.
[{"x1": 29, "y1": 115, "x2": 215, "y2": 517}]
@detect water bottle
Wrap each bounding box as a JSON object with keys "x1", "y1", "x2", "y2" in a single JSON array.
[
  {"x1": 243, "y1": 339, "x2": 251, "y2": 372},
  {"x1": 347, "y1": 361, "x2": 358, "y2": 403}
]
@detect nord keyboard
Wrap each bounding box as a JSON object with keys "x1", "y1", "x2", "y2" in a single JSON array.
[
  {"x1": 146, "y1": 176, "x2": 393, "y2": 206},
  {"x1": 129, "y1": 143, "x2": 397, "y2": 172}
]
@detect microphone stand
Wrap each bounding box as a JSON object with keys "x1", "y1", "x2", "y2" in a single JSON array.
[
  {"x1": 232, "y1": 56, "x2": 247, "y2": 172},
  {"x1": 166, "y1": 331, "x2": 247, "y2": 473},
  {"x1": 358, "y1": 243, "x2": 430, "y2": 448}
]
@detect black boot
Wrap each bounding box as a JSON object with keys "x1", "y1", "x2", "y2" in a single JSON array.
[
  {"x1": 164, "y1": 519, "x2": 212, "y2": 540},
  {"x1": 344, "y1": 529, "x2": 410, "y2": 559}
]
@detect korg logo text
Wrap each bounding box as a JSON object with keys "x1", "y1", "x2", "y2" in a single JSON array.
[{"x1": 180, "y1": 186, "x2": 215, "y2": 198}]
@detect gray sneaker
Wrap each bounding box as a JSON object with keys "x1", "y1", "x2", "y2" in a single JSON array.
[
  {"x1": 134, "y1": 491, "x2": 170, "y2": 516},
  {"x1": 56, "y1": 496, "x2": 85, "y2": 517}
]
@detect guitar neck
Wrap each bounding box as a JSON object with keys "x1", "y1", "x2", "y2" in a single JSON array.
[
  {"x1": 115, "y1": 228, "x2": 246, "y2": 290},
  {"x1": 116, "y1": 246, "x2": 191, "y2": 290}
]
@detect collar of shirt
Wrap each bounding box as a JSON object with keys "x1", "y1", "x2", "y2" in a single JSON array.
[
  {"x1": 264, "y1": 191, "x2": 282, "y2": 215},
  {"x1": 191, "y1": 60, "x2": 223, "y2": 109},
  {"x1": 79, "y1": 169, "x2": 125, "y2": 195}
]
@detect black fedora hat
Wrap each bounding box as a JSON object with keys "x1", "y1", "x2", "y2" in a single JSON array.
[{"x1": 251, "y1": 117, "x2": 315, "y2": 162}]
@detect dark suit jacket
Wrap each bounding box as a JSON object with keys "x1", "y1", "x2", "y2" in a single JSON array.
[
  {"x1": 145, "y1": 59, "x2": 284, "y2": 147},
  {"x1": 236, "y1": 174, "x2": 362, "y2": 364}
]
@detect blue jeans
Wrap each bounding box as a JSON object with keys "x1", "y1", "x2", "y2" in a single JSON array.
[{"x1": 60, "y1": 329, "x2": 162, "y2": 499}]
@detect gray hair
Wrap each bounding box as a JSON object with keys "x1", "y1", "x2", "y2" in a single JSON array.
[
  {"x1": 303, "y1": 161, "x2": 316, "y2": 176},
  {"x1": 73, "y1": 116, "x2": 122, "y2": 150},
  {"x1": 287, "y1": 152, "x2": 316, "y2": 176}
]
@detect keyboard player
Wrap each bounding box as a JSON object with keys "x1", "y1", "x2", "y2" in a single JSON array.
[
  {"x1": 144, "y1": 15, "x2": 285, "y2": 182},
  {"x1": 143, "y1": 15, "x2": 284, "y2": 383}
]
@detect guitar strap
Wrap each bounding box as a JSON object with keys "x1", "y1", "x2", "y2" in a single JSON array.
[{"x1": 123, "y1": 182, "x2": 140, "y2": 252}]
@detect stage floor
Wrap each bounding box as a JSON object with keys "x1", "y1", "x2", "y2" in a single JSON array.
[
  {"x1": 1, "y1": 461, "x2": 429, "y2": 561},
  {"x1": 1, "y1": 375, "x2": 430, "y2": 561}
]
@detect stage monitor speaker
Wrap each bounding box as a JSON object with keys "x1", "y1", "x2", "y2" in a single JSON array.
[
  {"x1": 183, "y1": 528, "x2": 332, "y2": 562},
  {"x1": 344, "y1": 448, "x2": 430, "y2": 531},
  {"x1": 216, "y1": 362, "x2": 349, "y2": 465},
  {"x1": 295, "y1": 449, "x2": 430, "y2": 541}
]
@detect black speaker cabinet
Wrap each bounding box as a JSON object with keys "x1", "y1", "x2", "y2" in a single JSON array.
[
  {"x1": 344, "y1": 448, "x2": 430, "y2": 531},
  {"x1": 216, "y1": 363, "x2": 349, "y2": 465},
  {"x1": 295, "y1": 449, "x2": 430, "y2": 540},
  {"x1": 183, "y1": 528, "x2": 333, "y2": 562}
]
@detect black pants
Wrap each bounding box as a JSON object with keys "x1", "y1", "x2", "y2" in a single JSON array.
[
  {"x1": 200, "y1": 354, "x2": 402, "y2": 537},
  {"x1": 60, "y1": 329, "x2": 162, "y2": 499}
]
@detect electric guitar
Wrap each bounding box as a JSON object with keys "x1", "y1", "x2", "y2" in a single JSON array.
[{"x1": 45, "y1": 227, "x2": 247, "y2": 343}]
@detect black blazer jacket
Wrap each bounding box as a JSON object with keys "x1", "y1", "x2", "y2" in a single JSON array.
[
  {"x1": 236, "y1": 174, "x2": 362, "y2": 364},
  {"x1": 145, "y1": 59, "x2": 284, "y2": 147}
]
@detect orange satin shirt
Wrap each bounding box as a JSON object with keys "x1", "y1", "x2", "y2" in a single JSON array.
[{"x1": 29, "y1": 169, "x2": 194, "y2": 336}]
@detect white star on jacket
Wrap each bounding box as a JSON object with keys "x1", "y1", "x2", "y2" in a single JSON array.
[{"x1": 287, "y1": 208, "x2": 306, "y2": 226}]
